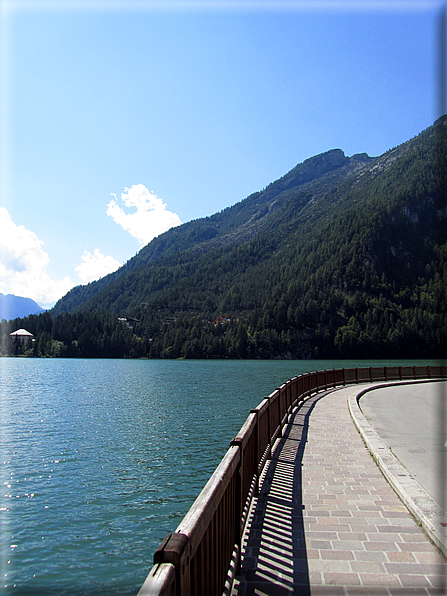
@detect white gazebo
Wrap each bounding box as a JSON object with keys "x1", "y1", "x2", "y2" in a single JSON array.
[{"x1": 9, "y1": 329, "x2": 34, "y2": 345}]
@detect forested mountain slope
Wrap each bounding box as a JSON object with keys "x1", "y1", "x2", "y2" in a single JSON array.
[
  {"x1": 52, "y1": 147, "x2": 373, "y2": 313},
  {"x1": 4, "y1": 116, "x2": 446, "y2": 359}
]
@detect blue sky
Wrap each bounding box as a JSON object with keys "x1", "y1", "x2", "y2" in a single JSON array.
[{"x1": 0, "y1": 0, "x2": 444, "y2": 308}]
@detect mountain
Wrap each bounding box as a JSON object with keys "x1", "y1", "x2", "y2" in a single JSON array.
[
  {"x1": 52, "y1": 148, "x2": 374, "y2": 314},
  {"x1": 0, "y1": 293, "x2": 45, "y2": 321},
  {"x1": 4, "y1": 116, "x2": 446, "y2": 359}
]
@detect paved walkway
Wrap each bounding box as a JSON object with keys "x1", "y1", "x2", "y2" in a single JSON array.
[{"x1": 232, "y1": 384, "x2": 447, "y2": 595}]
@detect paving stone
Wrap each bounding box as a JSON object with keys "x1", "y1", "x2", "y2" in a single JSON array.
[
  {"x1": 305, "y1": 549, "x2": 320, "y2": 559},
  {"x1": 354, "y1": 551, "x2": 388, "y2": 563},
  {"x1": 320, "y1": 550, "x2": 355, "y2": 560},
  {"x1": 382, "y1": 511, "x2": 413, "y2": 518},
  {"x1": 365, "y1": 541, "x2": 400, "y2": 552},
  {"x1": 346, "y1": 587, "x2": 390, "y2": 595},
  {"x1": 359, "y1": 572, "x2": 401, "y2": 586},
  {"x1": 338, "y1": 532, "x2": 367, "y2": 541},
  {"x1": 347, "y1": 523, "x2": 376, "y2": 533},
  {"x1": 388, "y1": 551, "x2": 417, "y2": 562},
  {"x1": 386, "y1": 563, "x2": 447, "y2": 575},
  {"x1": 390, "y1": 588, "x2": 433, "y2": 595},
  {"x1": 310, "y1": 587, "x2": 345, "y2": 595},
  {"x1": 305, "y1": 531, "x2": 339, "y2": 540},
  {"x1": 367, "y1": 532, "x2": 402, "y2": 542},
  {"x1": 308, "y1": 560, "x2": 351, "y2": 573},
  {"x1": 416, "y1": 552, "x2": 446, "y2": 564},
  {"x1": 398, "y1": 574, "x2": 432, "y2": 587},
  {"x1": 309, "y1": 540, "x2": 331, "y2": 549},
  {"x1": 402, "y1": 533, "x2": 436, "y2": 542},
  {"x1": 349, "y1": 560, "x2": 386, "y2": 573},
  {"x1": 331, "y1": 540, "x2": 364, "y2": 551},
  {"x1": 323, "y1": 571, "x2": 361, "y2": 585},
  {"x1": 399, "y1": 542, "x2": 443, "y2": 553},
  {"x1": 428, "y1": 575, "x2": 447, "y2": 590}
]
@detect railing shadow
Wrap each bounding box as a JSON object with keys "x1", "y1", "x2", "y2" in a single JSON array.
[{"x1": 236, "y1": 392, "x2": 328, "y2": 594}]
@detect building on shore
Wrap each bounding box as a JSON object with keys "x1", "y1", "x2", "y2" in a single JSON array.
[{"x1": 9, "y1": 329, "x2": 34, "y2": 345}]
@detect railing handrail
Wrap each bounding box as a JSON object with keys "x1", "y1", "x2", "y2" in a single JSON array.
[{"x1": 137, "y1": 365, "x2": 447, "y2": 596}]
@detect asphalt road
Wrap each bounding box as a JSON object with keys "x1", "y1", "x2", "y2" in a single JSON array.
[{"x1": 359, "y1": 380, "x2": 447, "y2": 511}]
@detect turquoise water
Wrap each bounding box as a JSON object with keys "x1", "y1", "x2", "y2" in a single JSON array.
[{"x1": 0, "y1": 358, "x2": 436, "y2": 595}]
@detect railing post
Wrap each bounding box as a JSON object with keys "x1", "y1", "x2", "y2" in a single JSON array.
[
  {"x1": 277, "y1": 388, "x2": 282, "y2": 438},
  {"x1": 233, "y1": 445, "x2": 243, "y2": 574},
  {"x1": 249, "y1": 409, "x2": 260, "y2": 496},
  {"x1": 267, "y1": 396, "x2": 272, "y2": 460},
  {"x1": 154, "y1": 533, "x2": 190, "y2": 596}
]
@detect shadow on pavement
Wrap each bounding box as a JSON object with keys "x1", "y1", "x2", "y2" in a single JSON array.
[{"x1": 235, "y1": 393, "x2": 327, "y2": 595}]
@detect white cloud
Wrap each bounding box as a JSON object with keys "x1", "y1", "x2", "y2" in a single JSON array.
[
  {"x1": 107, "y1": 184, "x2": 182, "y2": 246},
  {"x1": 0, "y1": 207, "x2": 74, "y2": 309},
  {"x1": 75, "y1": 248, "x2": 121, "y2": 284}
]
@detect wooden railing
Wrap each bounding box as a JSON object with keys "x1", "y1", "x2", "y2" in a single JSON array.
[{"x1": 137, "y1": 365, "x2": 446, "y2": 596}]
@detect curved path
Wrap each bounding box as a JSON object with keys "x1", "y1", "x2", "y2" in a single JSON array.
[{"x1": 232, "y1": 382, "x2": 447, "y2": 595}]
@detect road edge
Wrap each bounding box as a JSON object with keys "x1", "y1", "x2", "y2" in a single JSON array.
[{"x1": 347, "y1": 379, "x2": 447, "y2": 558}]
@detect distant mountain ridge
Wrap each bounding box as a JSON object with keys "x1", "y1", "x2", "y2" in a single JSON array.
[
  {"x1": 0, "y1": 293, "x2": 45, "y2": 321},
  {"x1": 52, "y1": 148, "x2": 374, "y2": 314},
  {"x1": 11, "y1": 115, "x2": 445, "y2": 359}
]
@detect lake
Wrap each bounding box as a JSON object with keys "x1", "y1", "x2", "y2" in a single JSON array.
[{"x1": 0, "y1": 358, "x2": 437, "y2": 595}]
